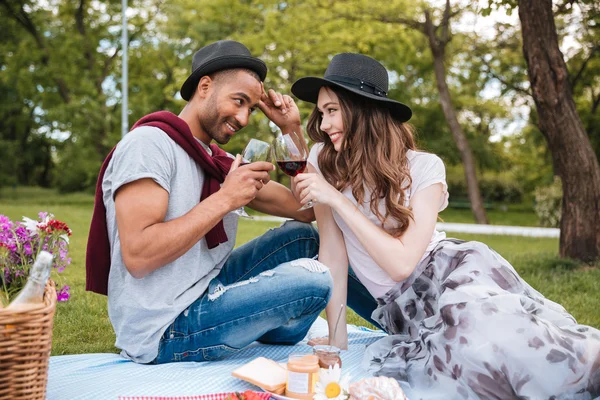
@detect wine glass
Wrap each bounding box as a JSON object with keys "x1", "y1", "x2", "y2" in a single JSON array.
[
  {"x1": 272, "y1": 131, "x2": 314, "y2": 210},
  {"x1": 232, "y1": 138, "x2": 272, "y2": 219}
]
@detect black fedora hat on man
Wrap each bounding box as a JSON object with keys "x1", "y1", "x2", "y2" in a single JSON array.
[
  {"x1": 180, "y1": 40, "x2": 268, "y2": 101},
  {"x1": 291, "y1": 53, "x2": 412, "y2": 122}
]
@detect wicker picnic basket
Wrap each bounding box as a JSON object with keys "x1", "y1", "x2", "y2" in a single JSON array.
[{"x1": 0, "y1": 281, "x2": 57, "y2": 400}]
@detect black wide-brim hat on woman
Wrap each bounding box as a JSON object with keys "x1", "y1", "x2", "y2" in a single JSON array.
[
  {"x1": 180, "y1": 40, "x2": 268, "y2": 101},
  {"x1": 291, "y1": 53, "x2": 412, "y2": 122}
]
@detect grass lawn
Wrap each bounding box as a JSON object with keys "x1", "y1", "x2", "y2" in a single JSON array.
[
  {"x1": 439, "y1": 206, "x2": 540, "y2": 227},
  {"x1": 1, "y1": 187, "x2": 598, "y2": 356}
]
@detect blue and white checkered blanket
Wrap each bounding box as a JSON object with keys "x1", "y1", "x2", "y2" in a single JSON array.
[{"x1": 47, "y1": 318, "x2": 387, "y2": 400}]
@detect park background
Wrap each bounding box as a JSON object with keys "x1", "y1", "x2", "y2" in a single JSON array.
[{"x1": 0, "y1": 0, "x2": 599, "y2": 356}]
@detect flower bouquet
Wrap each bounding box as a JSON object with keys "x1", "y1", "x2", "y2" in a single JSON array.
[
  {"x1": 0, "y1": 212, "x2": 71, "y2": 399},
  {"x1": 0, "y1": 212, "x2": 71, "y2": 307}
]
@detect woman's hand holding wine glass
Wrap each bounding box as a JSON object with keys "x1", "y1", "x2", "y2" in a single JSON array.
[
  {"x1": 254, "y1": 87, "x2": 318, "y2": 210},
  {"x1": 294, "y1": 172, "x2": 342, "y2": 209}
]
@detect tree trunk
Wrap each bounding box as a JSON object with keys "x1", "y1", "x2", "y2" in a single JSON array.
[
  {"x1": 40, "y1": 139, "x2": 53, "y2": 187},
  {"x1": 519, "y1": 0, "x2": 600, "y2": 262},
  {"x1": 428, "y1": 39, "x2": 489, "y2": 224}
]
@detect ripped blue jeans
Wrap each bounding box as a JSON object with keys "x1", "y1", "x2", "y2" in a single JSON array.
[{"x1": 153, "y1": 220, "x2": 333, "y2": 364}]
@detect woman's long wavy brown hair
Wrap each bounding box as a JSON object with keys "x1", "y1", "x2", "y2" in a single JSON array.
[{"x1": 307, "y1": 86, "x2": 417, "y2": 237}]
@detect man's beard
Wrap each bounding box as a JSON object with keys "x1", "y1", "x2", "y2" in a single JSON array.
[{"x1": 199, "y1": 94, "x2": 231, "y2": 145}]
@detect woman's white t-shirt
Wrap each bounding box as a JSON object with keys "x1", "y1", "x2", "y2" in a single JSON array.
[{"x1": 307, "y1": 143, "x2": 449, "y2": 299}]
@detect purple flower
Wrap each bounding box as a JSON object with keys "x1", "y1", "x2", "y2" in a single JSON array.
[
  {"x1": 23, "y1": 243, "x2": 33, "y2": 256},
  {"x1": 3, "y1": 268, "x2": 12, "y2": 284},
  {"x1": 57, "y1": 285, "x2": 70, "y2": 302}
]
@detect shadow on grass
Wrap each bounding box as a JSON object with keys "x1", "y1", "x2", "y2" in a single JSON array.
[{"x1": 521, "y1": 254, "x2": 599, "y2": 272}]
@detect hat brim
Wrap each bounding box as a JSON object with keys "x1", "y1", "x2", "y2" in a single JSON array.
[
  {"x1": 180, "y1": 55, "x2": 267, "y2": 101},
  {"x1": 291, "y1": 77, "x2": 412, "y2": 122}
]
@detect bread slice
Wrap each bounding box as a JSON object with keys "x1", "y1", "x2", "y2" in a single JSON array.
[{"x1": 232, "y1": 357, "x2": 287, "y2": 393}]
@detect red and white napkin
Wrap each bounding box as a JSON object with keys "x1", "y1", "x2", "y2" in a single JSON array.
[{"x1": 118, "y1": 392, "x2": 272, "y2": 400}]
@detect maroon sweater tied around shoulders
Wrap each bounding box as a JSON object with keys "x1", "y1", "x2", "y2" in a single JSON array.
[{"x1": 85, "y1": 111, "x2": 233, "y2": 295}]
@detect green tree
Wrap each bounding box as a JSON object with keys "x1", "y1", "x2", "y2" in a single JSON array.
[
  {"x1": 320, "y1": 0, "x2": 491, "y2": 223},
  {"x1": 0, "y1": 5, "x2": 53, "y2": 188},
  {"x1": 482, "y1": 0, "x2": 600, "y2": 262},
  {"x1": 161, "y1": 0, "x2": 367, "y2": 181},
  {"x1": 0, "y1": 0, "x2": 171, "y2": 192},
  {"x1": 560, "y1": 2, "x2": 600, "y2": 160}
]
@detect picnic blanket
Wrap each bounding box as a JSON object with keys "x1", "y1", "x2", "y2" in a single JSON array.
[{"x1": 47, "y1": 318, "x2": 390, "y2": 400}]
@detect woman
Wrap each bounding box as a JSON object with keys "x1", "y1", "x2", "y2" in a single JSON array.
[{"x1": 291, "y1": 53, "x2": 600, "y2": 399}]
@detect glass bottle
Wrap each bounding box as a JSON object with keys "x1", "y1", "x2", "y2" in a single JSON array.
[{"x1": 6, "y1": 250, "x2": 53, "y2": 310}]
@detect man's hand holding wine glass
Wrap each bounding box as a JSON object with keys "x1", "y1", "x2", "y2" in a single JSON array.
[
  {"x1": 232, "y1": 139, "x2": 272, "y2": 218},
  {"x1": 222, "y1": 154, "x2": 273, "y2": 211}
]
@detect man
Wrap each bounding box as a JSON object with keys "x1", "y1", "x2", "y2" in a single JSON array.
[{"x1": 88, "y1": 40, "x2": 332, "y2": 364}]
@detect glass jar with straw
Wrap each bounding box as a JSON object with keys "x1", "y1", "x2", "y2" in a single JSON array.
[{"x1": 313, "y1": 303, "x2": 344, "y2": 368}]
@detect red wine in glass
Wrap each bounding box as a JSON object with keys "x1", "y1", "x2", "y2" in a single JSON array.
[
  {"x1": 272, "y1": 132, "x2": 314, "y2": 210},
  {"x1": 276, "y1": 160, "x2": 307, "y2": 177}
]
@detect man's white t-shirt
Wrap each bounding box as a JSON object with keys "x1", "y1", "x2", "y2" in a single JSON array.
[
  {"x1": 103, "y1": 126, "x2": 238, "y2": 363},
  {"x1": 308, "y1": 143, "x2": 449, "y2": 299}
]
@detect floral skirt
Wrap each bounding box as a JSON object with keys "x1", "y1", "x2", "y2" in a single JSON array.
[{"x1": 364, "y1": 239, "x2": 600, "y2": 399}]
